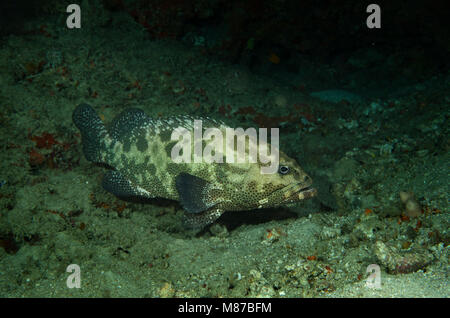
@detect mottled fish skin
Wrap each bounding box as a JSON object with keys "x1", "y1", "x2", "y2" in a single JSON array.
[{"x1": 73, "y1": 103, "x2": 317, "y2": 229}]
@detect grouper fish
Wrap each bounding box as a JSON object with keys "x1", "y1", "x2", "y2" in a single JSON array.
[{"x1": 72, "y1": 103, "x2": 317, "y2": 229}]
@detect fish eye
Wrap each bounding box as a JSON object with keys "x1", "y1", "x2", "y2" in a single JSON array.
[{"x1": 278, "y1": 165, "x2": 290, "y2": 175}]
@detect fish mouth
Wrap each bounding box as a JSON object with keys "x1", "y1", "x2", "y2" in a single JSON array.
[{"x1": 280, "y1": 183, "x2": 317, "y2": 203}]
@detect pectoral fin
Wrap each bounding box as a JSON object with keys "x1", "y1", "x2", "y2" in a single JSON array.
[
  {"x1": 175, "y1": 172, "x2": 223, "y2": 214},
  {"x1": 182, "y1": 208, "x2": 224, "y2": 229}
]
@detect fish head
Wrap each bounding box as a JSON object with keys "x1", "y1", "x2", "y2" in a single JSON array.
[{"x1": 225, "y1": 150, "x2": 317, "y2": 210}]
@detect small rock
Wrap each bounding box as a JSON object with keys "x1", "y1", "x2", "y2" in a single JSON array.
[
  {"x1": 399, "y1": 191, "x2": 422, "y2": 217},
  {"x1": 374, "y1": 241, "x2": 434, "y2": 274},
  {"x1": 158, "y1": 282, "x2": 175, "y2": 298}
]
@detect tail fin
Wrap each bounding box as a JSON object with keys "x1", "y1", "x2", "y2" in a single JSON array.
[{"x1": 72, "y1": 103, "x2": 108, "y2": 163}]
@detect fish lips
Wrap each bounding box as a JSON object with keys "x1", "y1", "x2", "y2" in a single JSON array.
[{"x1": 280, "y1": 182, "x2": 317, "y2": 204}]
